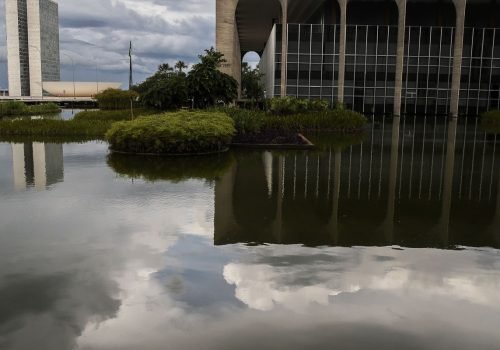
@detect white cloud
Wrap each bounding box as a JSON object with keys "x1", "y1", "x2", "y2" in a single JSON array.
[{"x1": 0, "y1": 0, "x2": 216, "y2": 88}]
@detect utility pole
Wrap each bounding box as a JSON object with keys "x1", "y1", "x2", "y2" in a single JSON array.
[
  {"x1": 129, "y1": 41, "x2": 133, "y2": 89},
  {"x1": 129, "y1": 41, "x2": 134, "y2": 119}
]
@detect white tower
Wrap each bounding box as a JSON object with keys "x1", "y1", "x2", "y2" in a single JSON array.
[{"x1": 5, "y1": 0, "x2": 60, "y2": 97}]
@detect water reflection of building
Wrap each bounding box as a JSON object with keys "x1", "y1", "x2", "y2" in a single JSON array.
[
  {"x1": 11, "y1": 142, "x2": 64, "y2": 190},
  {"x1": 215, "y1": 117, "x2": 500, "y2": 249}
]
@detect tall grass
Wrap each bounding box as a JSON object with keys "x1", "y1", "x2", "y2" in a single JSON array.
[
  {"x1": 74, "y1": 108, "x2": 157, "y2": 122},
  {"x1": 222, "y1": 108, "x2": 368, "y2": 135},
  {"x1": 0, "y1": 101, "x2": 61, "y2": 117},
  {"x1": 0, "y1": 119, "x2": 112, "y2": 139}
]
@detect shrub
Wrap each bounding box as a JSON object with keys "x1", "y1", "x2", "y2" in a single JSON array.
[
  {"x1": 107, "y1": 152, "x2": 234, "y2": 183},
  {"x1": 95, "y1": 89, "x2": 138, "y2": 110},
  {"x1": 134, "y1": 64, "x2": 189, "y2": 110},
  {"x1": 105, "y1": 111, "x2": 236, "y2": 155},
  {"x1": 266, "y1": 97, "x2": 329, "y2": 115},
  {"x1": 74, "y1": 108, "x2": 156, "y2": 122},
  {"x1": 481, "y1": 110, "x2": 500, "y2": 134},
  {"x1": 0, "y1": 101, "x2": 60, "y2": 117},
  {"x1": 222, "y1": 107, "x2": 368, "y2": 135},
  {"x1": 187, "y1": 48, "x2": 238, "y2": 108}
]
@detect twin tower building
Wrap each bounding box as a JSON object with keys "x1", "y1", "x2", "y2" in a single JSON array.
[{"x1": 5, "y1": 0, "x2": 60, "y2": 97}]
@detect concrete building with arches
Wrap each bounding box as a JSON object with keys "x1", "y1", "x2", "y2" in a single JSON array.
[{"x1": 216, "y1": 0, "x2": 500, "y2": 116}]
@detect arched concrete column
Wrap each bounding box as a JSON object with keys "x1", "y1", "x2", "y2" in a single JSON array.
[
  {"x1": 438, "y1": 118, "x2": 458, "y2": 246},
  {"x1": 280, "y1": 0, "x2": 289, "y2": 97},
  {"x1": 383, "y1": 116, "x2": 401, "y2": 243},
  {"x1": 329, "y1": 148, "x2": 342, "y2": 245},
  {"x1": 393, "y1": 0, "x2": 407, "y2": 117},
  {"x1": 450, "y1": 0, "x2": 467, "y2": 118},
  {"x1": 216, "y1": 0, "x2": 241, "y2": 95},
  {"x1": 337, "y1": 0, "x2": 349, "y2": 104}
]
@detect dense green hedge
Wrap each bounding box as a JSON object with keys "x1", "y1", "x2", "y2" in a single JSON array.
[
  {"x1": 95, "y1": 89, "x2": 138, "y2": 110},
  {"x1": 223, "y1": 108, "x2": 368, "y2": 134},
  {"x1": 266, "y1": 97, "x2": 330, "y2": 115},
  {"x1": 74, "y1": 108, "x2": 157, "y2": 122},
  {"x1": 481, "y1": 110, "x2": 500, "y2": 134},
  {"x1": 107, "y1": 152, "x2": 234, "y2": 182},
  {"x1": 0, "y1": 101, "x2": 60, "y2": 117},
  {"x1": 106, "y1": 111, "x2": 236, "y2": 154},
  {"x1": 0, "y1": 119, "x2": 112, "y2": 139}
]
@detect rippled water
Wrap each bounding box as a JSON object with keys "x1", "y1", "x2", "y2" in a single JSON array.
[{"x1": 0, "y1": 116, "x2": 499, "y2": 350}]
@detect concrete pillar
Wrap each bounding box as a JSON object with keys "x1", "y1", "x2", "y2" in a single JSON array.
[
  {"x1": 273, "y1": 155, "x2": 285, "y2": 242},
  {"x1": 329, "y1": 148, "x2": 342, "y2": 245},
  {"x1": 393, "y1": 0, "x2": 407, "y2": 117},
  {"x1": 450, "y1": 0, "x2": 467, "y2": 118},
  {"x1": 337, "y1": 0, "x2": 348, "y2": 104},
  {"x1": 280, "y1": 0, "x2": 289, "y2": 97},
  {"x1": 5, "y1": 0, "x2": 22, "y2": 97},
  {"x1": 214, "y1": 162, "x2": 239, "y2": 245},
  {"x1": 216, "y1": 0, "x2": 241, "y2": 92},
  {"x1": 439, "y1": 117, "x2": 458, "y2": 246},
  {"x1": 383, "y1": 116, "x2": 401, "y2": 243},
  {"x1": 27, "y1": 0, "x2": 43, "y2": 97}
]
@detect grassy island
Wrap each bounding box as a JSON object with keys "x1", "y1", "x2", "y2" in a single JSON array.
[
  {"x1": 105, "y1": 111, "x2": 236, "y2": 155},
  {"x1": 0, "y1": 97, "x2": 368, "y2": 153}
]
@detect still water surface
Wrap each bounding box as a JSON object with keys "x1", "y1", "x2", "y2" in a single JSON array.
[{"x1": 0, "y1": 117, "x2": 499, "y2": 350}]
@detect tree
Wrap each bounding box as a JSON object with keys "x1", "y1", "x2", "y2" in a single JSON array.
[
  {"x1": 187, "y1": 48, "x2": 238, "y2": 108},
  {"x1": 95, "y1": 88, "x2": 138, "y2": 110},
  {"x1": 134, "y1": 63, "x2": 188, "y2": 110},
  {"x1": 241, "y1": 62, "x2": 264, "y2": 102},
  {"x1": 158, "y1": 63, "x2": 174, "y2": 74},
  {"x1": 175, "y1": 61, "x2": 188, "y2": 73}
]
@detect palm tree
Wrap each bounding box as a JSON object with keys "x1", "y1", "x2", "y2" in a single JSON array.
[
  {"x1": 175, "y1": 61, "x2": 188, "y2": 73},
  {"x1": 158, "y1": 63, "x2": 174, "y2": 73}
]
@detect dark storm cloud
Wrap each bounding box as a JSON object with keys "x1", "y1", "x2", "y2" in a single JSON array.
[{"x1": 0, "y1": 0, "x2": 216, "y2": 88}]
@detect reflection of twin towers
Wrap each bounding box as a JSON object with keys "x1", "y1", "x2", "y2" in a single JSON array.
[
  {"x1": 215, "y1": 117, "x2": 500, "y2": 248},
  {"x1": 11, "y1": 143, "x2": 64, "y2": 190}
]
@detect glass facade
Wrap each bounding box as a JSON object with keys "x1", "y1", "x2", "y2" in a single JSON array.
[
  {"x1": 40, "y1": 0, "x2": 60, "y2": 82},
  {"x1": 17, "y1": 0, "x2": 31, "y2": 96},
  {"x1": 266, "y1": 23, "x2": 500, "y2": 116}
]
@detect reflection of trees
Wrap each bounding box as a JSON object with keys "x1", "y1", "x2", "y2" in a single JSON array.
[{"x1": 107, "y1": 152, "x2": 234, "y2": 183}]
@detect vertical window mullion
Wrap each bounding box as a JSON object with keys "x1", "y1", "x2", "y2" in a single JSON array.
[
  {"x1": 476, "y1": 28, "x2": 486, "y2": 115},
  {"x1": 353, "y1": 25, "x2": 358, "y2": 109},
  {"x1": 374, "y1": 26, "x2": 379, "y2": 115},
  {"x1": 446, "y1": 27, "x2": 454, "y2": 116},
  {"x1": 309, "y1": 24, "x2": 312, "y2": 99},
  {"x1": 384, "y1": 25, "x2": 390, "y2": 116},
  {"x1": 414, "y1": 26, "x2": 422, "y2": 116},
  {"x1": 435, "y1": 27, "x2": 443, "y2": 116},
  {"x1": 363, "y1": 26, "x2": 368, "y2": 114},
  {"x1": 425, "y1": 27, "x2": 432, "y2": 116},
  {"x1": 487, "y1": 29, "x2": 496, "y2": 110},
  {"x1": 297, "y1": 24, "x2": 301, "y2": 97},
  {"x1": 320, "y1": 22, "x2": 325, "y2": 99},
  {"x1": 404, "y1": 27, "x2": 411, "y2": 116}
]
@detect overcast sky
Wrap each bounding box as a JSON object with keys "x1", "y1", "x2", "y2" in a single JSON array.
[{"x1": 0, "y1": 0, "x2": 259, "y2": 90}]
